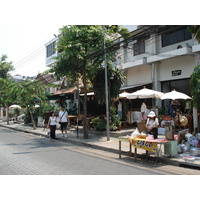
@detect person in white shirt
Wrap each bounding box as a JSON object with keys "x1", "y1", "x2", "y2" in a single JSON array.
[
  {"x1": 146, "y1": 111, "x2": 159, "y2": 139},
  {"x1": 47, "y1": 112, "x2": 57, "y2": 140},
  {"x1": 59, "y1": 106, "x2": 68, "y2": 137}
]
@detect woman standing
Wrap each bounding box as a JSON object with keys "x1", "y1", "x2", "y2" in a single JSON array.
[
  {"x1": 146, "y1": 111, "x2": 159, "y2": 139},
  {"x1": 47, "y1": 112, "x2": 57, "y2": 140}
]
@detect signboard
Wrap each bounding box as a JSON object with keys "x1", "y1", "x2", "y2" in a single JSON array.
[
  {"x1": 172, "y1": 70, "x2": 181, "y2": 76},
  {"x1": 130, "y1": 138, "x2": 157, "y2": 152}
]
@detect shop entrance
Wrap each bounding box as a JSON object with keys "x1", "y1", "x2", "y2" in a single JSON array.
[{"x1": 161, "y1": 78, "x2": 191, "y2": 116}]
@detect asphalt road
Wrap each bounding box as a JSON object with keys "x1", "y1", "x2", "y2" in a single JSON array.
[{"x1": 1, "y1": 127, "x2": 200, "y2": 175}]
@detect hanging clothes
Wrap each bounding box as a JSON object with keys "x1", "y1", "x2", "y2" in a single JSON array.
[
  {"x1": 140, "y1": 102, "x2": 147, "y2": 120},
  {"x1": 118, "y1": 101, "x2": 122, "y2": 119}
]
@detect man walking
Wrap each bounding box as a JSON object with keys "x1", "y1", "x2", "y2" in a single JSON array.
[{"x1": 59, "y1": 106, "x2": 68, "y2": 137}]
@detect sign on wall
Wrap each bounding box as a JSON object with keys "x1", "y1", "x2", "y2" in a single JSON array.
[{"x1": 172, "y1": 70, "x2": 182, "y2": 76}]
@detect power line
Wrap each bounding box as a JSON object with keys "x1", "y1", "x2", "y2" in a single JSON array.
[
  {"x1": 13, "y1": 25, "x2": 187, "y2": 75},
  {"x1": 14, "y1": 49, "x2": 45, "y2": 70}
]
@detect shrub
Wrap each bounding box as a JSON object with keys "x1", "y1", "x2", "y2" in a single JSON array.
[{"x1": 91, "y1": 117, "x2": 106, "y2": 131}]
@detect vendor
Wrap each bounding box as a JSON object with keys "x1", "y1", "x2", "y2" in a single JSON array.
[{"x1": 146, "y1": 111, "x2": 159, "y2": 139}]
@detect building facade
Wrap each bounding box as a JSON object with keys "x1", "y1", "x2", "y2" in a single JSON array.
[
  {"x1": 45, "y1": 25, "x2": 200, "y2": 130},
  {"x1": 119, "y1": 25, "x2": 200, "y2": 130}
]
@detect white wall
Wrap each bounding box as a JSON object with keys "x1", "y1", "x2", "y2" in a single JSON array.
[
  {"x1": 158, "y1": 55, "x2": 196, "y2": 81},
  {"x1": 126, "y1": 65, "x2": 152, "y2": 86}
]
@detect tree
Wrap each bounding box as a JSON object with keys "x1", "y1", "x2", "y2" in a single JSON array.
[
  {"x1": 0, "y1": 78, "x2": 16, "y2": 124},
  {"x1": 188, "y1": 25, "x2": 200, "y2": 42},
  {"x1": 189, "y1": 26, "x2": 200, "y2": 131},
  {"x1": 9, "y1": 79, "x2": 49, "y2": 129},
  {"x1": 0, "y1": 54, "x2": 15, "y2": 124},
  {"x1": 0, "y1": 54, "x2": 14, "y2": 78},
  {"x1": 190, "y1": 65, "x2": 200, "y2": 109},
  {"x1": 91, "y1": 63, "x2": 125, "y2": 104},
  {"x1": 190, "y1": 65, "x2": 200, "y2": 131},
  {"x1": 50, "y1": 25, "x2": 129, "y2": 139}
]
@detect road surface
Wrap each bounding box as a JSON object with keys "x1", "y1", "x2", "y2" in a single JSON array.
[{"x1": 0, "y1": 127, "x2": 200, "y2": 175}]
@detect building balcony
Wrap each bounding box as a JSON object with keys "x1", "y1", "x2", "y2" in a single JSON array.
[
  {"x1": 122, "y1": 57, "x2": 147, "y2": 69},
  {"x1": 192, "y1": 44, "x2": 200, "y2": 53},
  {"x1": 146, "y1": 47, "x2": 193, "y2": 63}
]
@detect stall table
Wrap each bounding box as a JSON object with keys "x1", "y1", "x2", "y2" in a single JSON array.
[
  {"x1": 68, "y1": 115, "x2": 77, "y2": 126},
  {"x1": 118, "y1": 136, "x2": 169, "y2": 166}
]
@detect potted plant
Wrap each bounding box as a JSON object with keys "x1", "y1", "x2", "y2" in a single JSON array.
[
  {"x1": 91, "y1": 117, "x2": 106, "y2": 131},
  {"x1": 110, "y1": 106, "x2": 122, "y2": 131}
]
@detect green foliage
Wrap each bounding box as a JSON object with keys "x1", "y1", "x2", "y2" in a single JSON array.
[
  {"x1": 9, "y1": 79, "x2": 49, "y2": 107},
  {"x1": 49, "y1": 25, "x2": 129, "y2": 137},
  {"x1": 0, "y1": 54, "x2": 14, "y2": 78},
  {"x1": 8, "y1": 112, "x2": 13, "y2": 118},
  {"x1": 109, "y1": 106, "x2": 121, "y2": 131},
  {"x1": 7, "y1": 79, "x2": 51, "y2": 128},
  {"x1": 91, "y1": 106, "x2": 122, "y2": 131},
  {"x1": 0, "y1": 78, "x2": 16, "y2": 107},
  {"x1": 190, "y1": 65, "x2": 200, "y2": 109},
  {"x1": 39, "y1": 102, "x2": 60, "y2": 117},
  {"x1": 51, "y1": 25, "x2": 105, "y2": 80},
  {"x1": 91, "y1": 64, "x2": 125, "y2": 104},
  {"x1": 14, "y1": 108, "x2": 20, "y2": 116},
  {"x1": 188, "y1": 25, "x2": 200, "y2": 42},
  {"x1": 91, "y1": 117, "x2": 106, "y2": 131}
]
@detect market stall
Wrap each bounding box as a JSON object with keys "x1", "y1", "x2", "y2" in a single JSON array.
[
  {"x1": 125, "y1": 87, "x2": 164, "y2": 126},
  {"x1": 160, "y1": 90, "x2": 200, "y2": 161},
  {"x1": 118, "y1": 135, "x2": 169, "y2": 166},
  {"x1": 118, "y1": 128, "x2": 172, "y2": 166}
]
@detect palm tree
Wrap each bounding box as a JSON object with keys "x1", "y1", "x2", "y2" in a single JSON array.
[
  {"x1": 188, "y1": 25, "x2": 200, "y2": 42},
  {"x1": 0, "y1": 54, "x2": 14, "y2": 78}
]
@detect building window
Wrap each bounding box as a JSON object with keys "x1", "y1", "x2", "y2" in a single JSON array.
[
  {"x1": 133, "y1": 40, "x2": 145, "y2": 56},
  {"x1": 46, "y1": 41, "x2": 56, "y2": 57},
  {"x1": 162, "y1": 27, "x2": 192, "y2": 47}
]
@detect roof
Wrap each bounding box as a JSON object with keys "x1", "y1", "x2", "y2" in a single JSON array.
[
  {"x1": 53, "y1": 87, "x2": 77, "y2": 95},
  {"x1": 36, "y1": 73, "x2": 55, "y2": 84}
]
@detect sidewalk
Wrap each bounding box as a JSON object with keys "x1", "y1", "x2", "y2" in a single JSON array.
[{"x1": 1, "y1": 120, "x2": 200, "y2": 170}]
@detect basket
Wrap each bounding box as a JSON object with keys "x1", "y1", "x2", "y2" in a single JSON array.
[
  {"x1": 137, "y1": 121, "x2": 147, "y2": 132},
  {"x1": 138, "y1": 134, "x2": 147, "y2": 139}
]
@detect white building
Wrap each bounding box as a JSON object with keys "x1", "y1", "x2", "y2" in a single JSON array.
[
  {"x1": 119, "y1": 25, "x2": 200, "y2": 131},
  {"x1": 46, "y1": 37, "x2": 58, "y2": 67},
  {"x1": 45, "y1": 25, "x2": 200, "y2": 130}
]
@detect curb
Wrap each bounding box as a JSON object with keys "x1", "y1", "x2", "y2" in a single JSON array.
[{"x1": 1, "y1": 124, "x2": 200, "y2": 170}]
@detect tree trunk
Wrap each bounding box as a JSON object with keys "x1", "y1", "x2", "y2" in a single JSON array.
[
  {"x1": 6, "y1": 106, "x2": 9, "y2": 125},
  {"x1": 198, "y1": 109, "x2": 200, "y2": 132},
  {"x1": 27, "y1": 105, "x2": 36, "y2": 129},
  {"x1": 82, "y1": 65, "x2": 88, "y2": 139}
]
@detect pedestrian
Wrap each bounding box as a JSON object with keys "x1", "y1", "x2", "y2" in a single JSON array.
[
  {"x1": 47, "y1": 111, "x2": 57, "y2": 140},
  {"x1": 146, "y1": 111, "x2": 159, "y2": 139},
  {"x1": 59, "y1": 106, "x2": 68, "y2": 137}
]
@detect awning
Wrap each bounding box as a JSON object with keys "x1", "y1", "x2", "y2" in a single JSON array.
[
  {"x1": 79, "y1": 92, "x2": 94, "y2": 96},
  {"x1": 120, "y1": 82, "x2": 152, "y2": 91},
  {"x1": 54, "y1": 87, "x2": 76, "y2": 95},
  {"x1": 46, "y1": 95, "x2": 58, "y2": 100}
]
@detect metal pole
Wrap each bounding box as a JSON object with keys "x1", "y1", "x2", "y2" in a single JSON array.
[{"x1": 104, "y1": 33, "x2": 110, "y2": 141}]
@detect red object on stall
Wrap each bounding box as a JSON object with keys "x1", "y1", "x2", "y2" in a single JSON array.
[
  {"x1": 174, "y1": 135, "x2": 178, "y2": 140},
  {"x1": 198, "y1": 141, "x2": 200, "y2": 148}
]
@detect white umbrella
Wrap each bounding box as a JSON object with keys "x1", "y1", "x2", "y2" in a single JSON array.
[
  {"x1": 161, "y1": 90, "x2": 192, "y2": 100},
  {"x1": 9, "y1": 104, "x2": 21, "y2": 109},
  {"x1": 127, "y1": 87, "x2": 164, "y2": 99},
  {"x1": 119, "y1": 91, "x2": 131, "y2": 98}
]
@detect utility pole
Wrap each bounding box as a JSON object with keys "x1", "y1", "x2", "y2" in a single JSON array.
[{"x1": 104, "y1": 33, "x2": 110, "y2": 141}]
